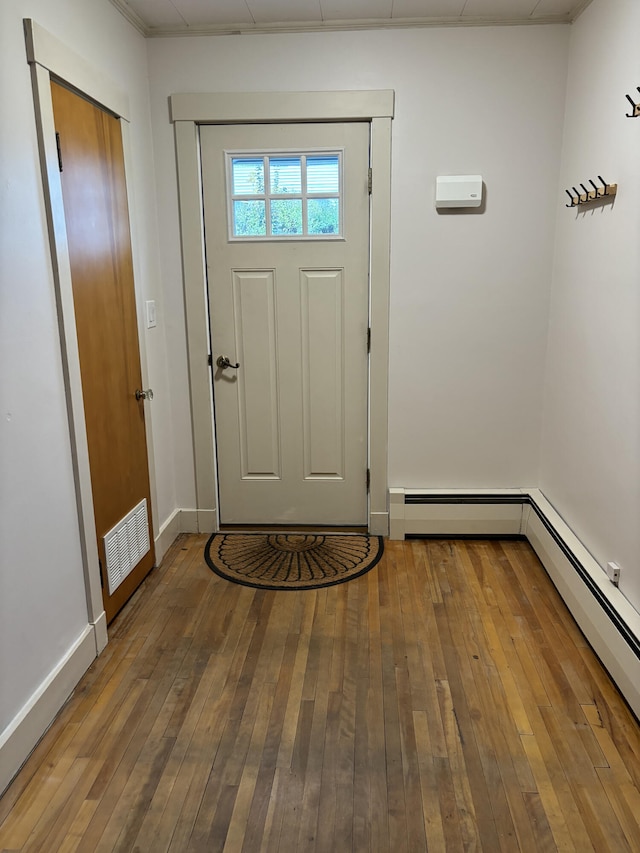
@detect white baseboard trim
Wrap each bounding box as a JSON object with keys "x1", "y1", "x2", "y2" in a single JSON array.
[
  {"x1": 196, "y1": 509, "x2": 217, "y2": 534},
  {"x1": 388, "y1": 486, "x2": 640, "y2": 719},
  {"x1": 369, "y1": 511, "x2": 389, "y2": 536},
  {"x1": 155, "y1": 508, "x2": 182, "y2": 563},
  {"x1": 1, "y1": 505, "x2": 218, "y2": 797},
  {"x1": 7, "y1": 493, "x2": 636, "y2": 800},
  {"x1": 92, "y1": 609, "x2": 108, "y2": 654},
  {"x1": 155, "y1": 507, "x2": 219, "y2": 561},
  {"x1": 179, "y1": 508, "x2": 217, "y2": 534},
  {"x1": 0, "y1": 625, "x2": 96, "y2": 796},
  {"x1": 179, "y1": 508, "x2": 199, "y2": 533},
  {"x1": 525, "y1": 490, "x2": 640, "y2": 720}
]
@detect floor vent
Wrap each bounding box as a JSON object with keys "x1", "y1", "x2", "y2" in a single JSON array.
[{"x1": 103, "y1": 499, "x2": 150, "y2": 595}]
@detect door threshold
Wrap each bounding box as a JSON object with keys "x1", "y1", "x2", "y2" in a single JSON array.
[{"x1": 219, "y1": 524, "x2": 368, "y2": 534}]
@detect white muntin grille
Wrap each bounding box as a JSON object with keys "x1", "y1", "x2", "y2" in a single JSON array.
[{"x1": 103, "y1": 498, "x2": 150, "y2": 595}]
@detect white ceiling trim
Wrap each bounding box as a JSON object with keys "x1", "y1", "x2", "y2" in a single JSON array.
[
  {"x1": 109, "y1": 0, "x2": 148, "y2": 35},
  {"x1": 109, "y1": 0, "x2": 593, "y2": 37}
]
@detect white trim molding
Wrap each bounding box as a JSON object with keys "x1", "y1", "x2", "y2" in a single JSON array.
[
  {"x1": 108, "y1": 0, "x2": 585, "y2": 39},
  {"x1": 178, "y1": 508, "x2": 217, "y2": 535},
  {"x1": 155, "y1": 508, "x2": 183, "y2": 563},
  {"x1": 25, "y1": 18, "x2": 159, "y2": 631},
  {"x1": 24, "y1": 19, "x2": 129, "y2": 120},
  {"x1": 25, "y1": 18, "x2": 117, "y2": 642},
  {"x1": 388, "y1": 486, "x2": 640, "y2": 719},
  {"x1": 172, "y1": 90, "x2": 394, "y2": 535},
  {"x1": 0, "y1": 626, "x2": 96, "y2": 797},
  {"x1": 170, "y1": 90, "x2": 394, "y2": 123},
  {"x1": 525, "y1": 490, "x2": 640, "y2": 722},
  {"x1": 12, "y1": 18, "x2": 157, "y2": 789},
  {"x1": 155, "y1": 508, "x2": 218, "y2": 563}
]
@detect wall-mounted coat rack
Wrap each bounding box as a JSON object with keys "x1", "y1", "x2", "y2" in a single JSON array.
[
  {"x1": 565, "y1": 176, "x2": 617, "y2": 208},
  {"x1": 625, "y1": 87, "x2": 640, "y2": 117}
]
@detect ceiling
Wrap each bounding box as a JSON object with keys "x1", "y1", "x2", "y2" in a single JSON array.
[{"x1": 109, "y1": 0, "x2": 593, "y2": 37}]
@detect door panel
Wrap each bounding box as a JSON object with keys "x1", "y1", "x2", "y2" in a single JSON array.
[
  {"x1": 51, "y1": 81, "x2": 155, "y2": 622},
  {"x1": 232, "y1": 269, "x2": 281, "y2": 478},
  {"x1": 300, "y1": 268, "x2": 344, "y2": 479},
  {"x1": 201, "y1": 122, "x2": 370, "y2": 525}
]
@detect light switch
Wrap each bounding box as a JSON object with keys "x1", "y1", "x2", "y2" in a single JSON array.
[{"x1": 145, "y1": 300, "x2": 157, "y2": 329}]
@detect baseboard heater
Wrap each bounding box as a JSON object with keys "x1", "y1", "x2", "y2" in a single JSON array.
[
  {"x1": 103, "y1": 498, "x2": 150, "y2": 595},
  {"x1": 389, "y1": 487, "x2": 640, "y2": 719},
  {"x1": 390, "y1": 488, "x2": 529, "y2": 539}
]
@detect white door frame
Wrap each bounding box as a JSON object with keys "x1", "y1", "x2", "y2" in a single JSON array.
[
  {"x1": 25, "y1": 19, "x2": 159, "y2": 651},
  {"x1": 171, "y1": 90, "x2": 394, "y2": 535}
]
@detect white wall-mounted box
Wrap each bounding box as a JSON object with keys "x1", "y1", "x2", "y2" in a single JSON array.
[{"x1": 435, "y1": 175, "x2": 483, "y2": 208}]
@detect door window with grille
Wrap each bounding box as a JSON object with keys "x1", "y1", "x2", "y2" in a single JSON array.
[{"x1": 226, "y1": 152, "x2": 343, "y2": 240}]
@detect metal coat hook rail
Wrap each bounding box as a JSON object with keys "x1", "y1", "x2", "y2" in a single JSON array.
[
  {"x1": 565, "y1": 176, "x2": 617, "y2": 208},
  {"x1": 625, "y1": 87, "x2": 640, "y2": 117}
]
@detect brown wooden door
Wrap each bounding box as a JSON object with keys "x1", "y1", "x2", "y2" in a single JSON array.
[{"x1": 51, "y1": 80, "x2": 155, "y2": 623}]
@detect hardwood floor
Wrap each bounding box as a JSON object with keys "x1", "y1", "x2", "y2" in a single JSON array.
[{"x1": 1, "y1": 535, "x2": 640, "y2": 851}]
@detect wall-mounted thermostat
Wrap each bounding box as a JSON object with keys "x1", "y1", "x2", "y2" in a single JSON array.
[{"x1": 435, "y1": 175, "x2": 483, "y2": 208}]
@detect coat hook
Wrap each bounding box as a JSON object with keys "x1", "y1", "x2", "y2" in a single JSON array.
[
  {"x1": 598, "y1": 176, "x2": 617, "y2": 199},
  {"x1": 625, "y1": 87, "x2": 640, "y2": 118},
  {"x1": 565, "y1": 176, "x2": 617, "y2": 209}
]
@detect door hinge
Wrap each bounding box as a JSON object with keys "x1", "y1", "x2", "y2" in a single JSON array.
[
  {"x1": 366, "y1": 468, "x2": 371, "y2": 492},
  {"x1": 55, "y1": 132, "x2": 63, "y2": 172},
  {"x1": 367, "y1": 167, "x2": 372, "y2": 194},
  {"x1": 98, "y1": 558, "x2": 104, "y2": 589},
  {"x1": 367, "y1": 327, "x2": 371, "y2": 353},
  {"x1": 208, "y1": 353, "x2": 212, "y2": 366}
]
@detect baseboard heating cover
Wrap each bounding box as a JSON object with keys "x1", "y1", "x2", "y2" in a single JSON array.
[
  {"x1": 389, "y1": 487, "x2": 528, "y2": 539},
  {"x1": 388, "y1": 487, "x2": 640, "y2": 719},
  {"x1": 103, "y1": 498, "x2": 150, "y2": 595}
]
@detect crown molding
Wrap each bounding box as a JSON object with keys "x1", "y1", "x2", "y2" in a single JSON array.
[
  {"x1": 108, "y1": 2, "x2": 577, "y2": 39},
  {"x1": 108, "y1": 0, "x2": 148, "y2": 36},
  {"x1": 571, "y1": 0, "x2": 595, "y2": 21}
]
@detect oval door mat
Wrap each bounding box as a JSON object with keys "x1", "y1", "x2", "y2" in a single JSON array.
[{"x1": 205, "y1": 532, "x2": 384, "y2": 591}]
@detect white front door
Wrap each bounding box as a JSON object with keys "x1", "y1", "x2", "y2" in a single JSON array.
[{"x1": 200, "y1": 122, "x2": 370, "y2": 525}]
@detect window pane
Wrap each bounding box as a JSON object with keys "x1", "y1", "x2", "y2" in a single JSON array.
[
  {"x1": 232, "y1": 158, "x2": 264, "y2": 195},
  {"x1": 233, "y1": 200, "x2": 266, "y2": 236},
  {"x1": 269, "y1": 158, "x2": 301, "y2": 194},
  {"x1": 270, "y1": 199, "x2": 303, "y2": 235},
  {"x1": 307, "y1": 157, "x2": 339, "y2": 194},
  {"x1": 308, "y1": 198, "x2": 339, "y2": 235}
]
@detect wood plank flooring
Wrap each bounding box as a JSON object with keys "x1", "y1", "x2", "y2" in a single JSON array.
[{"x1": 1, "y1": 536, "x2": 640, "y2": 851}]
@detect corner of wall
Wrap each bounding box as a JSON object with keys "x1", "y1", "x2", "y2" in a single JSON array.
[{"x1": 386, "y1": 486, "x2": 640, "y2": 720}]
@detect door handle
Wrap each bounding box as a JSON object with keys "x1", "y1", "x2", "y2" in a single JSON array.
[
  {"x1": 216, "y1": 355, "x2": 240, "y2": 370},
  {"x1": 135, "y1": 388, "x2": 154, "y2": 401}
]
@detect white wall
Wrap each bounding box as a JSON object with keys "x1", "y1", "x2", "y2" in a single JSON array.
[
  {"x1": 146, "y1": 24, "x2": 570, "y2": 507},
  {"x1": 540, "y1": 0, "x2": 640, "y2": 612},
  {"x1": 0, "y1": 0, "x2": 175, "y2": 783},
  {"x1": 1, "y1": 0, "x2": 637, "y2": 796}
]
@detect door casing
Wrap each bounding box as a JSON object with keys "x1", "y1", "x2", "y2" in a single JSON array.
[
  {"x1": 172, "y1": 90, "x2": 394, "y2": 535},
  {"x1": 26, "y1": 19, "x2": 158, "y2": 650}
]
